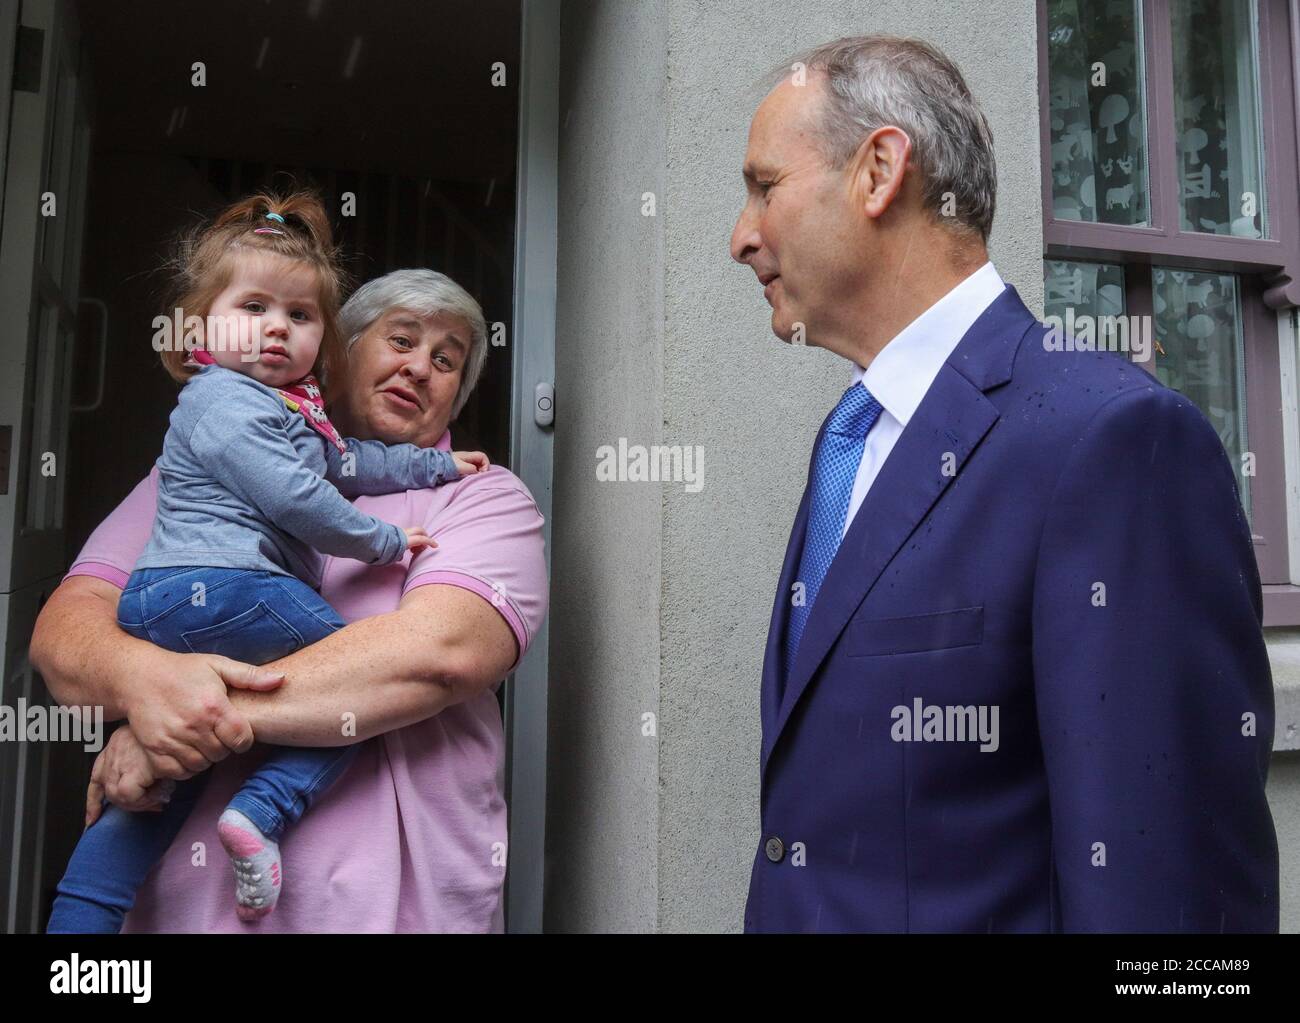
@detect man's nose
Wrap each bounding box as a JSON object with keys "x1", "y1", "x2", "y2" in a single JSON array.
[{"x1": 730, "y1": 204, "x2": 760, "y2": 265}]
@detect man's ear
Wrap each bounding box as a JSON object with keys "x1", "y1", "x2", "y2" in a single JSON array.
[{"x1": 848, "y1": 125, "x2": 912, "y2": 221}]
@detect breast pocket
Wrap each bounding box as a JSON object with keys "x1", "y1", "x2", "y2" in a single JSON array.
[{"x1": 844, "y1": 605, "x2": 983, "y2": 657}]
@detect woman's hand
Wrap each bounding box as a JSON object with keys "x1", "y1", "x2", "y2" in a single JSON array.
[
  {"x1": 453, "y1": 450, "x2": 490, "y2": 476},
  {"x1": 122, "y1": 646, "x2": 286, "y2": 777},
  {"x1": 32, "y1": 575, "x2": 284, "y2": 778},
  {"x1": 85, "y1": 724, "x2": 194, "y2": 828}
]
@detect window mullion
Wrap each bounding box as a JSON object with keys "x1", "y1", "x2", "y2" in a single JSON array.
[
  {"x1": 1124, "y1": 264, "x2": 1158, "y2": 376},
  {"x1": 1142, "y1": 0, "x2": 1178, "y2": 240},
  {"x1": 1241, "y1": 276, "x2": 1291, "y2": 580}
]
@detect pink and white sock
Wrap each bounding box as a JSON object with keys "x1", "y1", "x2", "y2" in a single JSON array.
[{"x1": 217, "y1": 808, "x2": 282, "y2": 922}]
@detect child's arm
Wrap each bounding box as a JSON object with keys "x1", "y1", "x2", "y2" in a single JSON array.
[
  {"x1": 189, "y1": 389, "x2": 413, "y2": 565},
  {"x1": 326, "y1": 439, "x2": 485, "y2": 499}
]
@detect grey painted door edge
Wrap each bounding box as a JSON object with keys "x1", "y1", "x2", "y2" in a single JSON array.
[{"x1": 503, "y1": 0, "x2": 558, "y2": 935}]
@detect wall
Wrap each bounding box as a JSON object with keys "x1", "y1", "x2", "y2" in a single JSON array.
[{"x1": 546, "y1": 0, "x2": 667, "y2": 932}]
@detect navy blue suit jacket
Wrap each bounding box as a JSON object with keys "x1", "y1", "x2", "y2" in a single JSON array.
[{"x1": 744, "y1": 285, "x2": 1279, "y2": 933}]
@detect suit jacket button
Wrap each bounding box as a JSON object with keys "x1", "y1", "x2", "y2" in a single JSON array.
[{"x1": 764, "y1": 836, "x2": 785, "y2": 862}]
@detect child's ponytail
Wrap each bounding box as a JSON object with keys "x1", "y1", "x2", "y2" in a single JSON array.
[{"x1": 209, "y1": 190, "x2": 337, "y2": 256}]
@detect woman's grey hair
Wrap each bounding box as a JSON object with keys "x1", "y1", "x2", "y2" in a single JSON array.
[
  {"x1": 768, "y1": 36, "x2": 997, "y2": 242},
  {"x1": 338, "y1": 268, "x2": 489, "y2": 420}
]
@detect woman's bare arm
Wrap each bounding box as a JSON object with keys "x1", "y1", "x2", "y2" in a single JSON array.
[
  {"x1": 88, "y1": 583, "x2": 519, "y2": 815},
  {"x1": 32, "y1": 576, "x2": 138, "y2": 718},
  {"x1": 227, "y1": 583, "x2": 519, "y2": 746},
  {"x1": 31, "y1": 575, "x2": 286, "y2": 773}
]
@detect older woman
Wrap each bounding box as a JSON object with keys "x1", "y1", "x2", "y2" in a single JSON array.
[{"x1": 31, "y1": 269, "x2": 547, "y2": 933}]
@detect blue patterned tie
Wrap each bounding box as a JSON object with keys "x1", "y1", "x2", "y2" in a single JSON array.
[{"x1": 784, "y1": 383, "x2": 883, "y2": 681}]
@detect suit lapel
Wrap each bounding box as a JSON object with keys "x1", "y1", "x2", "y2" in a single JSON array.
[{"x1": 760, "y1": 285, "x2": 1039, "y2": 778}]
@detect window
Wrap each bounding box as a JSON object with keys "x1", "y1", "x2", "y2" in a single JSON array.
[{"x1": 1039, "y1": 0, "x2": 1300, "y2": 622}]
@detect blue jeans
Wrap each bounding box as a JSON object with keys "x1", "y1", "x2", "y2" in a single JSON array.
[{"x1": 47, "y1": 567, "x2": 355, "y2": 933}]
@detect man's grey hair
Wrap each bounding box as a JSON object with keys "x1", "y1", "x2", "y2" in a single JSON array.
[
  {"x1": 338, "y1": 268, "x2": 489, "y2": 420},
  {"x1": 769, "y1": 36, "x2": 997, "y2": 241}
]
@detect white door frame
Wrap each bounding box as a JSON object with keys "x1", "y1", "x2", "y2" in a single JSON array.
[{"x1": 504, "y1": 0, "x2": 559, "y2": 934}]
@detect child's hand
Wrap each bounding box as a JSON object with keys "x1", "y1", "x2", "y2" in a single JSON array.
[
  {"x1": 404, "y1": 526, "x2": 438, "y2": 552},
  {"x1": 453, "y1": 450, "x2": 490, "y2": 476}
]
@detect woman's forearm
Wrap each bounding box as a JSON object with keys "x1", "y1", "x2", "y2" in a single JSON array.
[
  {"x1": 229, "y1": 584, "x2": 517, "y2": 746},
  {"x1": 34, "y1": 575, "x2": 517, "y2": 747},
  {"x1": 227, "y1": 609, "x2": 457, "y2": 745},
  {"x1": 32, "y1": 575, "x2": 284, "y2": 771},
  {"x1": 31, "y1": 576, "x2": 137, "y2": 719}
]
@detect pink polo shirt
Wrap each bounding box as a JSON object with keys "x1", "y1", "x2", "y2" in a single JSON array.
[{"x1": 65, "y1": 431, "x2": 547, "y2": 933}]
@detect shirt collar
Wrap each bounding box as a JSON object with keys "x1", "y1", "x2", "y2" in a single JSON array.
[{"x1": 849, "y1": 261, "x2": 1005, "y2": 428}]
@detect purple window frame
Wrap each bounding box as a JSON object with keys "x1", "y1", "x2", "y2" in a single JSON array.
[{"x1": 1037, "y1": 0, "x2": 1300, "y2": 624}]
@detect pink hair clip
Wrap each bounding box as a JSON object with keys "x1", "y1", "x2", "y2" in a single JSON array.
[{"x1": 254, "y1": 226, "x2": 285, "y2": 235}]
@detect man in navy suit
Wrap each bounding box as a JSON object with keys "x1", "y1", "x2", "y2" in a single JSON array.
[{"x1": 730, "y1": 35, "x2": 1278, "y2": 932}]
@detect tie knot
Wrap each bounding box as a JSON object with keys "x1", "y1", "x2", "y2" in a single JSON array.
[{"x1": 827, "y1": 384, "x2": 882, "y2": 438}]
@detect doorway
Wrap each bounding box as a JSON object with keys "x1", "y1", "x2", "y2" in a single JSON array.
[{"x1": 0, "y1": 0, "x2": 556, "y2": 933}]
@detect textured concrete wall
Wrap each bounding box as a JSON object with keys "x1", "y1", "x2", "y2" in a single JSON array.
[{"x1": 546, "y1": 0, "x2": 666, "y2": 932}]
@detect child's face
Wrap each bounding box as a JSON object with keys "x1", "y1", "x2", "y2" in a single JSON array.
[{"x1": 201, "y1": 251, "x2": 324, "y2": 388}]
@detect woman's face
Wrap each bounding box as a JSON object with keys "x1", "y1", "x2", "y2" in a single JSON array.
[{"x1": 333, "y1": 307, "x2": 471, "y2": 447}]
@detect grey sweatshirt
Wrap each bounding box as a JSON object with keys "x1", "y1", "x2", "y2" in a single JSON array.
[{"x1": 133, "y1": 364, "x2": 459, "y2": 588}]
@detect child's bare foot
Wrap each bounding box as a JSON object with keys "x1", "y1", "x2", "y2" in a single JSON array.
[{"x1": 218, "y1": 808, "x2": 282, "y2": 922}]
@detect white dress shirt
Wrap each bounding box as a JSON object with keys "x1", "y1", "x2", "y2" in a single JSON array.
[{"x1": 842, "y1": 261, "x2": 1006, "y2": 537}]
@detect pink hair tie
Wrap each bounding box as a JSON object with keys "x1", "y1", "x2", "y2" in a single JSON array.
[{"x1": 255, "y1": 212, "x2": 287, "y2": 235}]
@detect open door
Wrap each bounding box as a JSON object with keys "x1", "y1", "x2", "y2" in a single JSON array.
[
  {"x1": 0, "y1": 0, "x2": 91, "y2": 933},
  {"x1": 0, "y1": 0, "x2": 549, "y2": 934}
]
